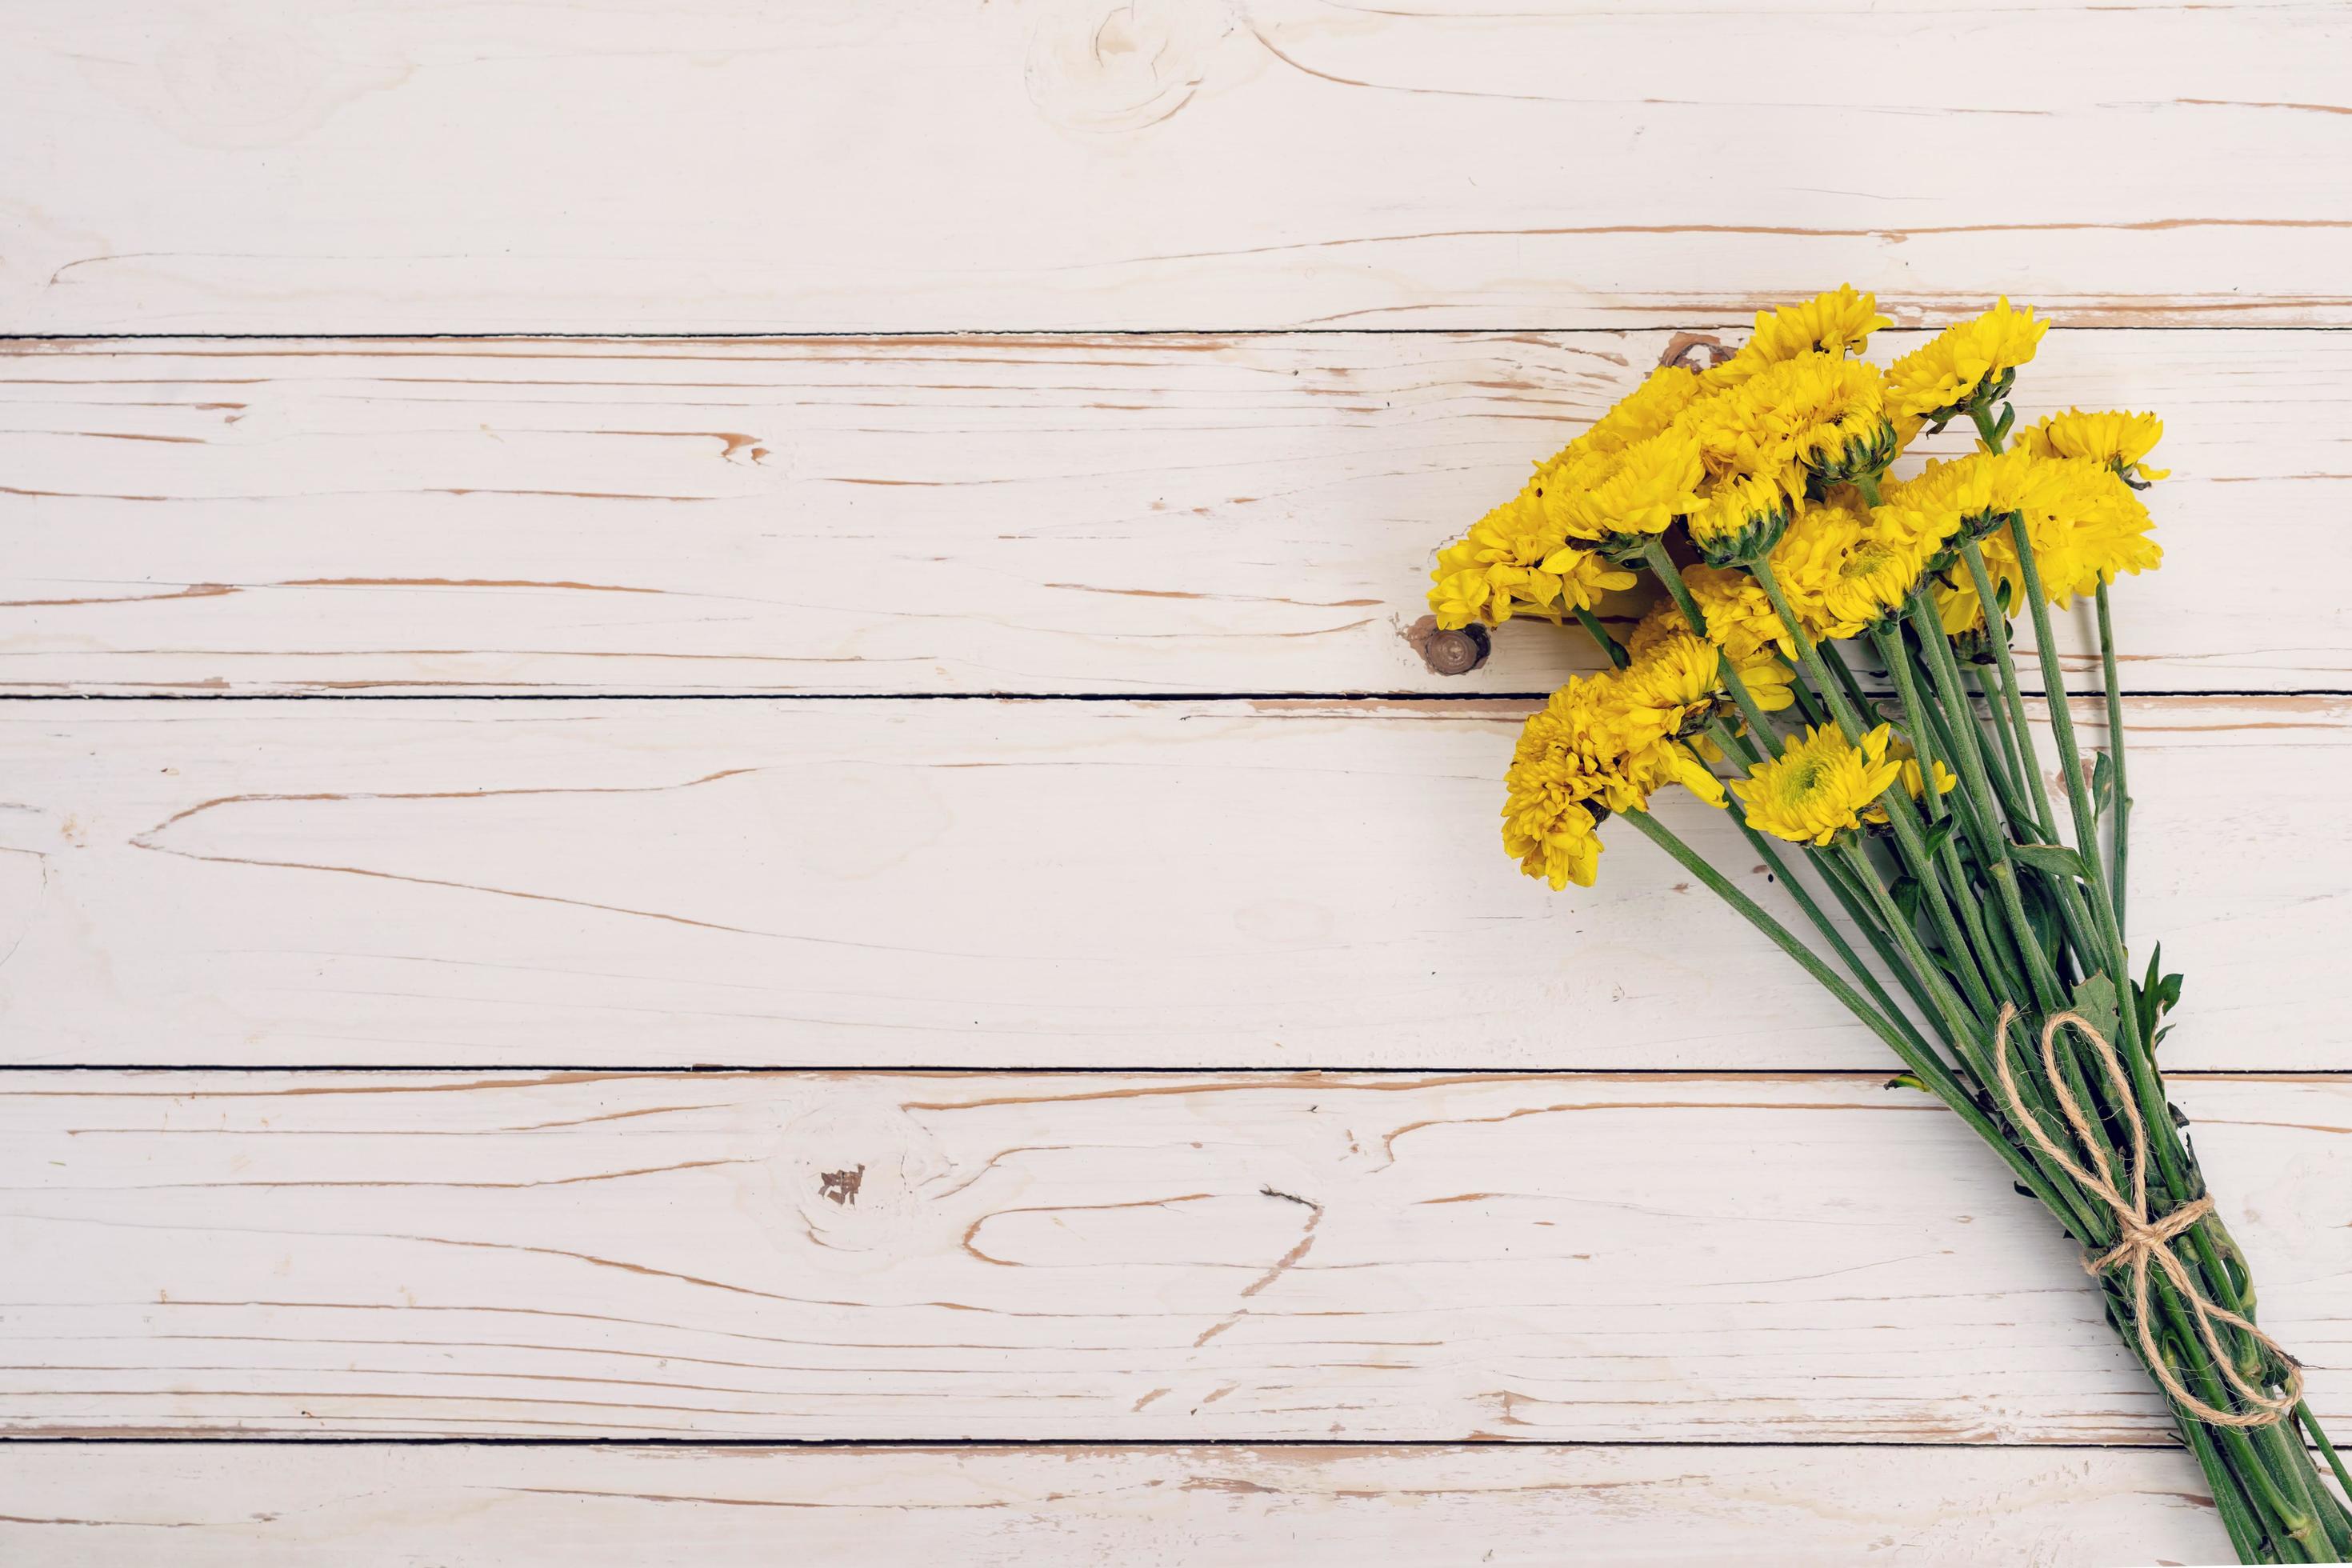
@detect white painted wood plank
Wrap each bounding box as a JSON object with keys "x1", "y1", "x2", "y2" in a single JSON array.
[
  {"x1": 9, "y1": 2, "x2": 2352, "y2": 333},
  {"x1": 0, "y1": 695, "x2": 2339, "y2": 1070},
  {"x1": 1, "y1": 329, "x2": 2342, "y2": 695},
  {"x1": 0, "y1": 1442, "x2": 2238, "y2": 1565},
  {"x1": 0, "y1": 1068, "x2": 2341, "y2": 1442}
]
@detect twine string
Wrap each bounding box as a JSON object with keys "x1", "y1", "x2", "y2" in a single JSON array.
[{"x1": 1989, "y1": 1003, "x2": 2302, "y2": 1429}]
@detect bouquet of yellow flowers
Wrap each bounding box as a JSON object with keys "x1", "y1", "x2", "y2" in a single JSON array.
[{"x1": 1427, "y1": 287, "x2": 2350, "y2": 1563}]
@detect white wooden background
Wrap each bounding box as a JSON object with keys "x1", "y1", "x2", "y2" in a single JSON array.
[{"x1": 5, "y1": 2, "x2": 2351, "y2": 1562}]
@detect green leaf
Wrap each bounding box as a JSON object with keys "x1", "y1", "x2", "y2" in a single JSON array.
[
  {"x1": 2020, "y1": 881, "x2": 2061, "y2": 957},
  {"x1": 1890, "y1": 874, "x2": 1923, "y2": 926},
  {"x1": 2091, "y1": 749, "x2": 2115, "y2": 821},
  {"x1": 1884, "y1": 1072, "x2": 1930, "y2": 1094},
  {"x1": 2066, "y1": 971, "x2": 2122, "y2": 1053},
  {"x1": 1921, "y1": 815, "x2": 1959, "y2": 862},
  {"x1": 2130, "y1": 941, "x2": 2186, "y2": 1051},
  {"x1": 2010, "y1": 842, "x2": 2094, "y2": 882}
]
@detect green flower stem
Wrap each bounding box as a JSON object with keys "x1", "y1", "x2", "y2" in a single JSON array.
[
  {"x1": 1572, "y1": 604, "x2": 1630, "y2": 670},
  {"x1": 2301, "y1": 1404, "x2": 2352, "y2": 1527},
  {"x1": 1625, "y1": 809, "x2": 2090, "y2": 1233},
  {"x1": 1810, "y1": 837, "x2": 1950, "y2": 1035},
  {"x1": 1907, "y1": 598, "x2": 2031, "y2": 845},
  {"x1": 1986, "y1": 862, "x2": 2065, "y2": 1014},
  {"x1": 1973, "y1": 663, "x2": 2033, "y2": 810},
  {"x1": 1819, "y1": 636, "x2": 1884, "y2": 730},
  {"x1": 2076, "y1": 1145, "x2": 2330, "y2": 1557},
  {"x1": 1962, "y1": 411, "x2": 2342, "y2": 1554},
  {"x1": 2001, "y1": 509, "x2": 2135, "y2": 994},
  {"x1": 1946, "y1": 843, "x2": 2029, "y2": 1012},
  {"x1": 2160, "y1": 1294, "x2": 2325, "y2": 1559},
  {"x1": 1957, "y1": 536, "x2": 2124, "y2": 985},
  {"x1": 1642, "y1": 538, "x2": 1782, "y2": 752},
  {"x1": 1870, "y1": 626, "x2": 1946, "y2": 823},
  {"x1": 1709, "y1": 763, "x2": 1936, "y2": 1058},
  {"x1": 2158, "y1": 1339, "x2": 2295, "y2": 1563},
  {"x1": 1996, "y1": 518, "x2": 2200, "y2": 1213},
  {"x1": 2185, "y1": 1410, "x2": 2270, "y2": 1564},
  {"x1": 1890, "y1": 599, "x2": 2078, "y2": 1018},
  {"x1": 1785, "y1": 671, "x2": 1833, "y2": 730},
  {"x1": 1750, "y1": 557, "x2": 2003, "y2": 1027},
  {"x1": 2273, "y1": 1404, "x2": 2352, "y2": 1558},
  {"x1": 2118, "y1": 1094, "x2": 2342, "y2": 1550},
  {"x1": 1959, "y1": 540, "x2": 2062, "y2": 842},
  {"x1": 1862, "y1": 622, "x2": 2032, "y2": 1004},
  {"x1": 1706, "y1": 710, "x2": 1762, "y2": 770},
  {"x1": 1976, "y1": 862, "x2": 2119, "y2": 1206},
  {"x1": 1832, "y1": 838, "x2": 2110, "y2": 1243},
  {"x1": 1829, "y1": 841, "x2": 1986, "y2": 1080},
  {"x1": 2096, "y1": 581, "x2": 2130, "y2": 938},
  {"x1": 1909, "y1": 682, "x2": 1986, "y2": 842},
  {"x1": 1902, "y1": 646, "x2": 2038, "y2": 1010},
  {"x1": 1701, "y1": 419, "x2": 2338, "y2": 1554},
  {"x1": 2176, "y1": 1215, "x2": 2352, "y2": 1554},
  {"x1": 1702, "y1": 718, "x2": 1946, "y2": 1046}
]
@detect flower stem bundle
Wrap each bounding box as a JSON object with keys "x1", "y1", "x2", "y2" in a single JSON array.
[{"x1": 1428, "y1": 287, "x2": 2350, "y2": 1563}]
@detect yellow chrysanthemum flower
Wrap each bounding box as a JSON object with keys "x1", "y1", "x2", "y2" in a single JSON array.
[
  {"x1": 1686, "y1": 472, "x2": 1793, "y2": 566},
  {"x1": 1705, "y1": 285, "x2": 1892, "y2": 390},
  {"x1": 1427, "y1": 492, "x2": 1639, "y2": 630},
  {"x1": 1630, "y1": 602, "x2": 1798, "y2": 718},
  {"x1": 1929, "y1": 546, "x2": 2010, "y2": 636},
  {"x1": 1734, "y1": 654, "x2": 1799, "y2": 715},
  {"x1": 1630, "y1": 566, "x2": 1802, "y2": 719},
  {"x1": 1686, "y1": 352, "x2": 1898, "y2": 498},
  {"x1": 1630, "y1": 567, "x2": 1798, "y2": 703},
  {"x1": 1502, "y1": 687, "x2": 1615, "y2": 889},
  {"x1": 1428, "y1": 566, "x2": 1499, "y2": 629},
  {"x1": 1861, "y1": 738, "x2": 1960, "y2": 824},
  {"x1": 2019, "y1": 457, "x2": 2162, "y2": 606},
  {"x1": 1924, "y1": 451, "x2": 2161, "y2": 630},
  {"x1": 1682, "y1": 562, "x2": 1796, "y2": 664},
  {"x1": 1581, "y1": 366, "x2": 1710, "y2": 458},
  {"x1": 1878, "y1": 450, "x2": 2021, "y2": 550},
  {"x1": 2013, "y1": 408, "x2": 2169, "y2": 485},
  {"x1": 1547, "y1": 546, "x2": 1644, "y2": 612},
  {"x1": 1498, "y1": 682, "x2": 1636, "y2": 890},
  {"x1": 1502, "y1": 785, "x2": 1606, "y2": 890},
  {"x1": 1885, "y1": 298, "x2": 2049, "y2": 426},
  {"x1": 1765, "y1": 489, "x2": 1942, "y2": 641},
  {"x1": 1606, "y1": 632, "x2": 1722, "y2": 750},
  {"x1": 1550, "y1": 426, "x2": 1707, "y2": 545},
  {"x1": 1732, "y1": 723, "x2": 1903, "y2": 846},
  {"x1": 1626, "y1": 596, "x2": 1683, "y2": 660},
  {"x1": 1501, "y1": 653, "x2": 1734, "y2": 890}
]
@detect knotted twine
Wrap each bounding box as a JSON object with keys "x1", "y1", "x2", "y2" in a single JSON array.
[{"x1": 1989, "y1": 1002, "x2": 2302, "y2": 1428}]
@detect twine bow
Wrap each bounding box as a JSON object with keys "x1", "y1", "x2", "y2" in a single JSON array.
[{"x1": 1989, "y1": 1003, "x2": 2302, "y2": 1429}]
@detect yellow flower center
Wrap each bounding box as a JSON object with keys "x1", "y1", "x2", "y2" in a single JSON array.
[{"x1": 1841, "y1": 541, "x2": 1897, "y2": 580}]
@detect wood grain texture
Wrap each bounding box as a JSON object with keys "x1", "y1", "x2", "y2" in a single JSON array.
[
  {"x1": 9, "y1": 2, "x2": 2352, "y2": 333},
  {"x1": 0, "y1": 694, "x2": 2340, "y2": 1070},
  {"x1": 2, "y1": 329, "x2": 2342, "y2": 695},
  {"x1": 0, "y1": 1442, "x2": 2237, "y2": 1565},
  {"x1": 1, "y1": 1067, "x2": 2343, "y2": 1442}
]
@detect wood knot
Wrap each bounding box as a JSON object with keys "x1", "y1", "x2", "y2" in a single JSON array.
[
  {"x1": 1658, "y1": 331, "x2": 1732, "y2": 372},
  {"x1": 818, "y1": 1165, "x2": 866, "y2": 1206},
  {"x1": 1422, "y1": 624, "x2": 1490, "y2": 677}
]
